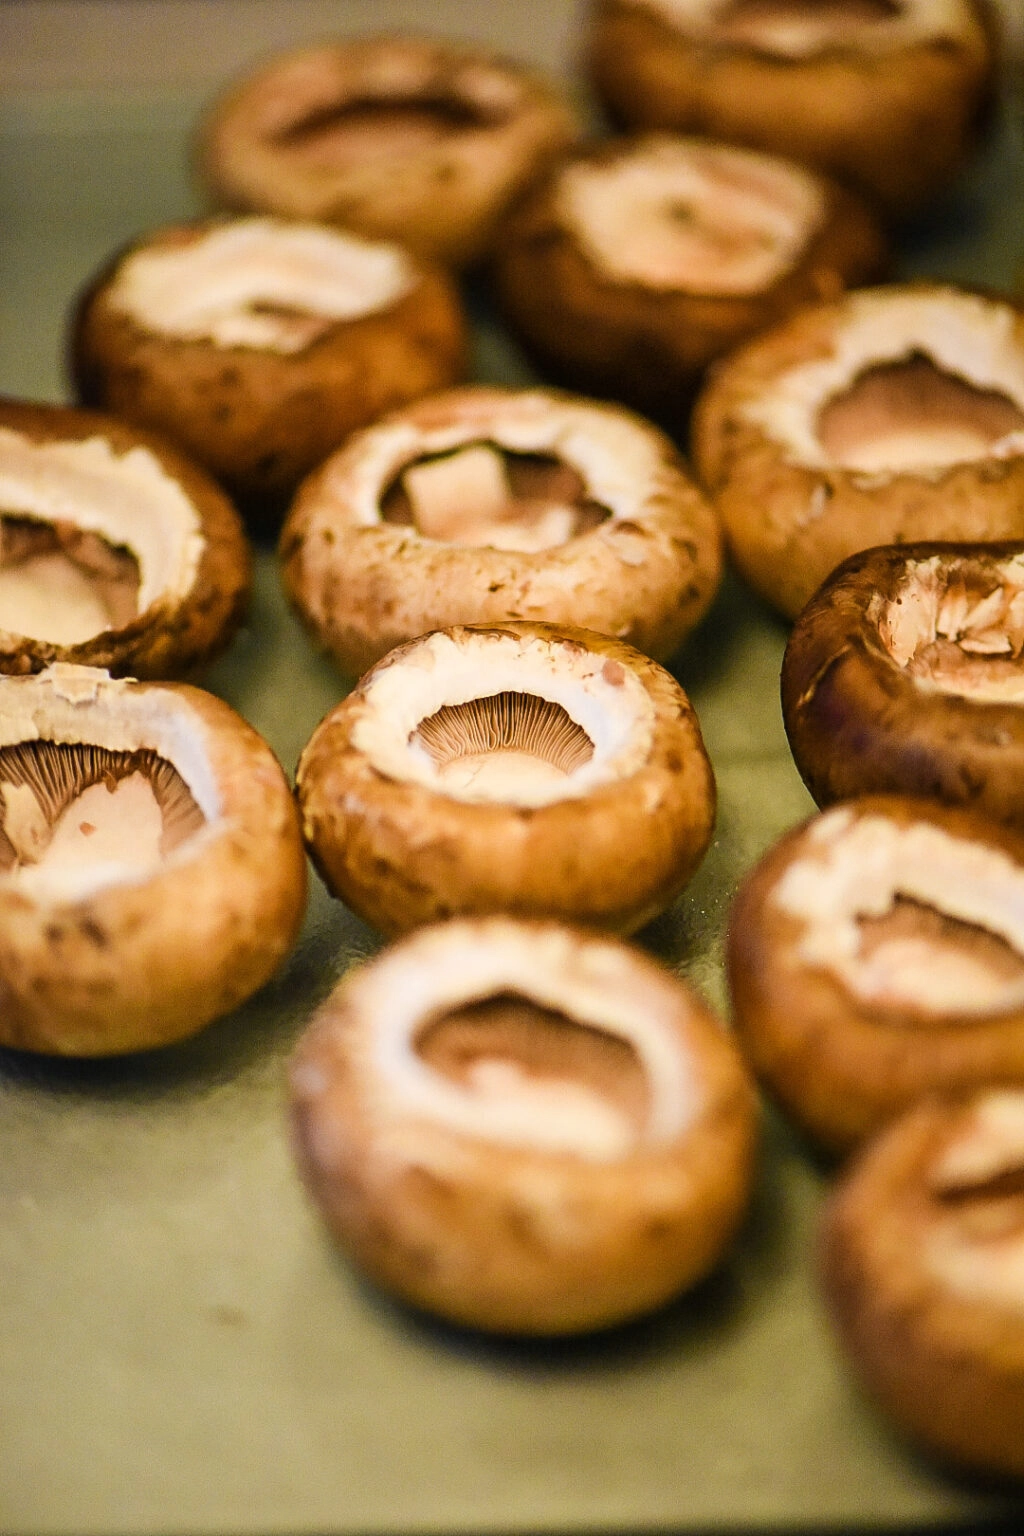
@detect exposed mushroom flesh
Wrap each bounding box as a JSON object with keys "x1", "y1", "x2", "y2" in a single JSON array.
[
  {"x1": 413, "y1": 691, "x2": 594, "y2": 800},
  {"x1": 924, "y1": 1092, "x2": 1024, "y2": 1311},
  {"x1": 108, "y1": 219, "x2": 417, "y2": 353},
  {"x1": 558, "y1": 139, "x2": 824, "y2": 295},
  {"x1": 817, "y1": 354, "x2": 1024, "y2": 474},
  {"x1": 878, "y1": 555, "x2": 1024, "y2": 702},
  {"x1": 382, "y1": 443, "x2": 608, "y2": 551},
  {"x1": 632, "y1": 0, "x2": 972, "y2": 56},
  {"x1": 417, "y1": 992, "x2": 650, "y2": 1158},
  {"x1": 773, "y1": 810, "x2": 1024, "y2": 1014},
  {"x1": 0, "y1": 739, "x2": 206, "y2": 894},
  {"x1": 274, "y1": 94, "x2": 504, "y2": 166},
  {"x1": 0, "y1": 517, "x2": 139, "y2": 644}
]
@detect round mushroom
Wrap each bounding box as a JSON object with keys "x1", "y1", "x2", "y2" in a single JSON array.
[
  {"x1": 782, "y1": 540, "x2": 1024, "y2": 831},
  {"x1": 290, "y1": 915, "x2": 758, "y2": 1334},
  {"x1": 728, "y1": 794, "x2": 1024, "y2": 1155},
  {"x1": 71, "y1": 216, "x2": 468, "y2": 517},
  {"x1": 692, "y1": 283, "x2": 1024, "y2": 619},
  {"x1": 0, "y1": 663, "x2": 307, "y2": 1055},
  {"x1": 195, "y1": 34, "x2": 579, "y2": 268},
  {"x1": 279, "y1": 384, "x2": 724, "y2": 676},
  {"x1": 585, "y1": 0, "x2": 996, "y2": 218},
  {"x1": 820, "y1": 1087, "x2": 1024, "y2": 1481},
  {"x1": 0, "y1": 397, "x2": 251, "y2": 678},
  {"x1": 492, "y1": 133, "x2": 887, "y2": 422},
  {"x1": 296, "y1": 622, "x2": 716, "y2": 937}
]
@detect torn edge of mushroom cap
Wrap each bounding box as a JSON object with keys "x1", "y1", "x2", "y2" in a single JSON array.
[
  {"x1": 622, "y1": 0, "x2": 983, "y2": 58},
  {"x1": 293, "y1": 919, "x2": 701, "y2": 1162},
  {"x1": 738, "y1": 287, "x2": 1024, "y2": 474},
  {"x1": 349, "y1": 627, "x2": 657, "y2": 808},
  {"x1": 0, "y1": 427, "x2": 205, "y2": 621},
  {"x1": 314, "y1": 386, "x2": 693, "y2": 532},
  {"x1": 104, "y1": 218, "x2": 419, "y2": 354},
  {"x1": 771, "y1": 802, "x2": 1024, "y2": 1017},
  {"x1": 554, "y1": 136, "x2": 828, "y2": 297}
]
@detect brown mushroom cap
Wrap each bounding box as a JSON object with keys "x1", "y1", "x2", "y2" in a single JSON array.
[
  {"x1": 0, "y1": 664, "x2": 307, "y2": 1055},
  {"x1": 692, "y1": 283, "x2": 1024, "y2": 619},
  {"x1": 195, "y1": 34, "x2": 580, "y2": 268},
  {"x1": 71, "y1": 217, "x2": 468, "y2": 516},
  {"x1": 586, "y1": 0, "x2": 996, "y2": 217},
  {"x1": 728, "y1": 794, "x2": 1024, "y2": 1154},
  {"x1": 0, "y1": 397, "x2": 251, "y2": 678},
  {"x1": 290, "y1": 915, "x2": 758, "y2": 1334},
  {"x1": 782, "y1": 540, "x2": 1024, "y2": 830},
  {"x1": 492, "y1": 133, "x2": 887, "y2": 422},
  {"x1": 296, "y1": 621, "x2": 716, "y2": 937},
  {"x1": 279, "y1": 383, "x2": 724, "y2": 675},
  {"x1": 820, "y1": 1087, "x2": 1024, "y2": 1480}
]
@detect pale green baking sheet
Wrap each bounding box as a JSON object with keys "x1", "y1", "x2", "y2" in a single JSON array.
[{"x1": 2, "y1": 4, "x2": 1024, "y2": 1533}]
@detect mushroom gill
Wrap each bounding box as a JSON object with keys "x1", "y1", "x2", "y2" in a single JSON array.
[
  {"x1": 816, "y1": 353, "x2": 1024, "y2": 473},
  {"x1": 412, "y1": 690, "x2": 594, "y2": 798},
  {"x1": 0, "y1": 740, "x2": 206, "y2": 881},
  {"x1": 0, "y1": 516, "x2": 140, "y2": 644},
  {"x1": 854, "y1": 895, "x2": 1024, "y2": 1021},
  {"x1": 381, "y1": 443, "x2": 609, "y2": 551}
]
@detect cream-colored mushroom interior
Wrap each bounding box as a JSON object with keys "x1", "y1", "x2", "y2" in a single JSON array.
[
  {"x1": 773, "y1": 810, "x2": 1024, "y2": 1015},
  {"x1": 924, "y1": 1092, "x2": 1024, "y2": 1311},
  {"x1": 0, "y1": 740, "x2": 207, "y2": 892},
  {"x1": 640, "y1": 0, "x2": 962, "y2": 55},
  {"x1": 878, "y1": 554, "x2": 1024, "y2": 701},
  {"x1": 416, "y1": 992, "x2": 649, "y2": 1156},
  {"x1": 274, "y1": 89, "x2": 508, "y2": 168},
  {"x1": 559, "y1": 139, "x2": 823, "y2": 296},
  {"x1": 381, "y1": 444, "x2": 609, "y2": 551},
  {"x1": 817, "y1": 353, "x2": 1024, "y2": 474},
  {"x1": 0, "y1": 517, "x2": 139, "y2": 645},
  {"x1": 412, "y1": 691, "x2": 594, "y2": 801}
]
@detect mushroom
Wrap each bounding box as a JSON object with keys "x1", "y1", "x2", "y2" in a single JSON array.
[
  {"x1": 0, "y1": 398, "x2": 251, "y2": 678},
  {"x1": 195, "y1": 34, "x2": 579, "y2": 268},
  {"x1": 692, "y1": 283, "x2": 1024, "y2": 619},
  {"x1": 782, "y1": 540, "x2": 1024, "y2": 830},
  {"x1": 491, "y1": 133, "x2": 887, "y2": 423},
  {"x1": 728, "y1": 795, "x2": 1024, "y2": 1154},
  {"x1": 71, "y1": 217, "x2": 468, "y2": 517},
  {"x1": 820, "y1": 1087, "x2": 1024, "y2": 1480},
  {"x1": 0, "y1": 663, "x2": 307, "y2": 1055},
  {"x1": 279, "y1": 384, "x2": 724, "y2": 675},
  {"x1": 289, "y1": 915, "x2": 758, "y2": 1334},
  {"x1": 585, "y1": 0, "x2": 996, "y2": 218},
  {"x1": 296, "y1": 622, "x2": 716, "y2": 936}
]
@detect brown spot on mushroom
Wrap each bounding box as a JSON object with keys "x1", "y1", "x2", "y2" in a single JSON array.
[
  {"x1": 412, "y1": 690, "x2": 594, "y2": 797},
  {"x1": 602, "y1": 659, "x2": 626, "y2": 687}
]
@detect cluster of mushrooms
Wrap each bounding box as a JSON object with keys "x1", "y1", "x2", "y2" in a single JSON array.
[{"x1": 5, "y1": 0, "x2": 1024, "y2": 1482}]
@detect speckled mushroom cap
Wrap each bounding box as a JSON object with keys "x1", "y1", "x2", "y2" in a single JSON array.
[
  {"x1": 692, "y1": 283, "x2": 1024, "y2": 619},
  {"x1": 71, "y1": 216, "x2": 468, "y2": 516},
  {"x1": 782, "y1": 541, "x2": 1024, "y2": 832},
  {"x1": 279, "y1": 384, "x2": 724, "y2": 675},
  {"x1": 820, "y1": 1087, "x2": 1024, "y2": 1480},
  {"x1": 290, "y1": 915, "x2": 758, "y2": 1335},
  {"x1": 728, "y1": 794, "x2": 1024, "y2": 1154},
  {"x1": 492, "y1": 134, "x2": 887, "y2": 421},
  {"x1": 295, "y1": 621, "x2": 716, "y2": 937},
  {"x1": 195, "y1": 34, "x2": 580, "y2": 268},
  {"x1": 0, "y1": 664, "x2": 307, "y2": 1056},
  {"x1": 586, "y1": 0, "x2": 995, "y2": 217},
  {"x1": 0, "y1": 397, "x2": 251, "y2": 678}
]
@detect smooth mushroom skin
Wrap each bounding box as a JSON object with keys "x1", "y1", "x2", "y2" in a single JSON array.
[
  {"x1": 692, "y1": 283, "x2": 1024, "y2": 620},
  {"x1": 70, "y1": 217, "x2": 468, "y2": 519},
  {"x1": 279, "y1": 384, "x2": 724, "y2": 675},
  {"x1": 0, "y1": 664, "x2": 308, "y2": 1056},
  {"x1": 782, "y1": 540, "x2": 1024, "y2": 831},
  {"x1": 728, "y1": 794, "x2": 1024, "y2": 1156},
  {"x1": 492, "y1": 134, "x2": 888, "y2": 424},
  {"x1": 585, "y1": 0, "x2": 996, "y2": 218},
  {"x1": 296, "y1": 622, "x2": 716, "y2": 937},
  {"x1": 820, "y1": 1088, "x2": 1024, "y2": 1480},
  {"x1": 289, "y1": 916, "x2": 758, "y2": 1335},
  {"x1": 0, "y1": 397, "x2": 251, "y2": 679},
  {"x1": 195, "y1": 34, "x2": 580, "y2": 269}
]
